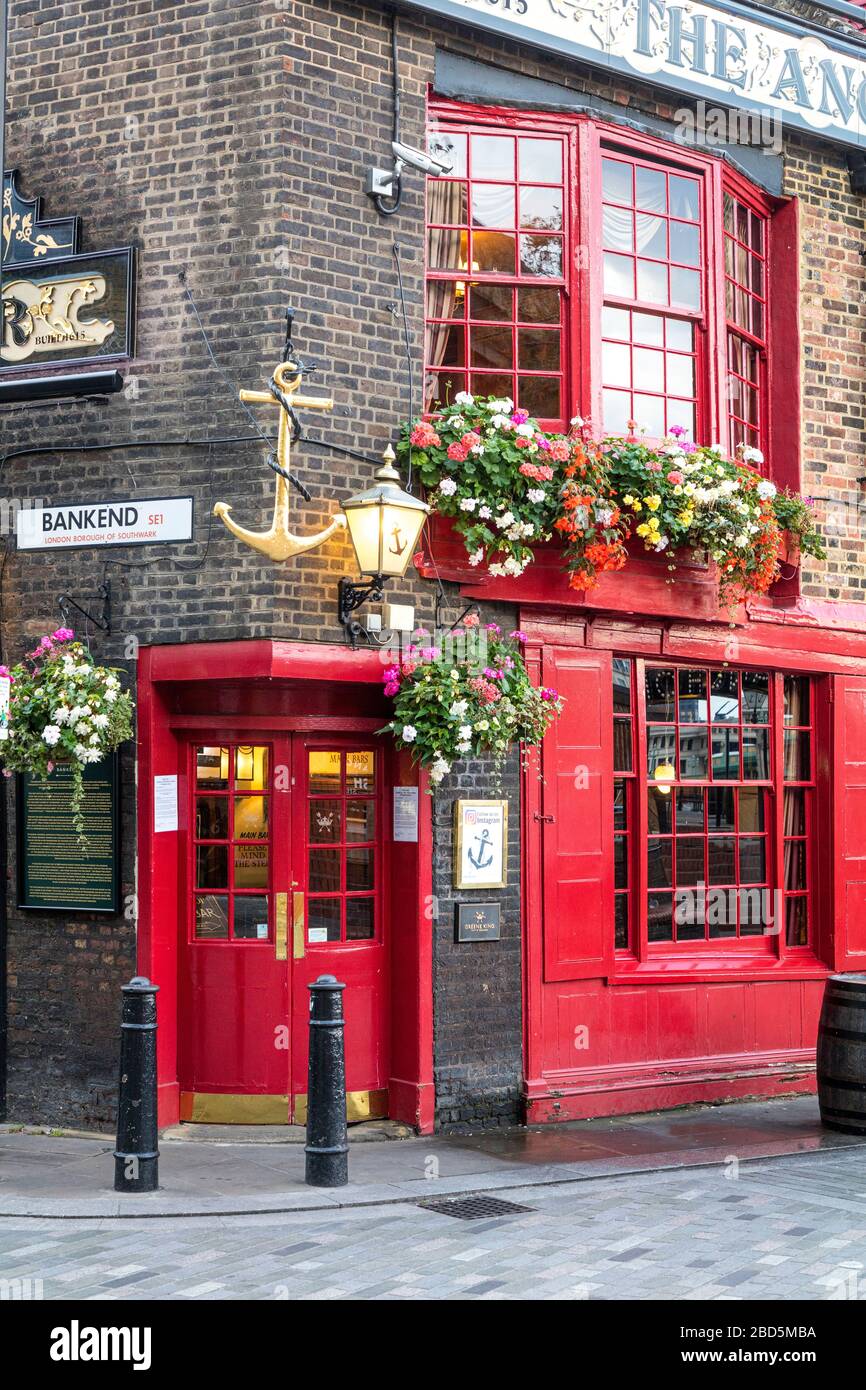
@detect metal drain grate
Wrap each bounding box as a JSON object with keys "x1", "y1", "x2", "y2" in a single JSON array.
[{"x1": 418, "y1": 1194, "x2": 534, "y2": 1220}]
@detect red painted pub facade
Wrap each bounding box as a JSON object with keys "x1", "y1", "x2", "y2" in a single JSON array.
[{"x1": 6, "y1": 0, "x2": 866, "y2": 1134}]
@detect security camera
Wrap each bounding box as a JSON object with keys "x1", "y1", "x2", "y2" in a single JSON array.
[{"x1": 391, "y1": 141, "x2": 453, "y2": 176}]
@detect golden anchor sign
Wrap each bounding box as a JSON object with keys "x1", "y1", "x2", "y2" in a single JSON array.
[{"x1": 213, "y1": 359, "x2": 347, "y2": 562}]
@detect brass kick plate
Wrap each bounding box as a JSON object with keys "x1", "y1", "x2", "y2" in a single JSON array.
[
  {"x1": 275, "y1": 893, "x2": 288, "y2": 960},
  {"x1": 293, "y1": 890, "x2": 305, "y2": 959}
]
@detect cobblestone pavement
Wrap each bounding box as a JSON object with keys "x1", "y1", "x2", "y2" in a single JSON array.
[{"x1": 2, "y1": 1146, "x2": 866, "y2": 1300}]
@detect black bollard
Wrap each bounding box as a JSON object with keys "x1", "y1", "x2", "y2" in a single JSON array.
[
  {"x1": 304, "y1": 975, "x2": 349, "y2": 1187},
  {"x1": 113, "y1": 976, "x2": 160, "y2": 1193}
]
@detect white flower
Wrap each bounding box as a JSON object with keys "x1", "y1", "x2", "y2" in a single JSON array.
[
  {"x1": 521, "y1": 522, "x2": 535, "y2": 537},
  {"x1": 457, "y1": 741, "x2": 471, "y2": 755},
  {"x1": 454, "y1": 391, "x2": 474, "y2": 407},
  {"x1": 475, "y1": 719, "x2": 490, "y2": 732},
  {"x1": 105, "y1": 689, "x2": 117, "y2": 704},
  {"x1": 92, "y1": 712, "x2": 109, "y2": 729},
  {"x1": 459, "y1": 724, "x2": 473, "y2": 739},
  {"x1": 84, "y1": 748, "x2": 101, "y2": 763},
  {"x1": 503, "y1": 556, "x2": 525, "y2": 576},
  {"x1": 89, "y1": 733, "x2": 100, "y2": 745},
  {"x1": 490, "y1": 413, "x2": 509, "y2": 429},
  {"x1": 52, "y1": 708, "x2": 69, "y2": 725},
  {"x1": 570, "y1": 415, "x2": 585, "y2": 427},
  {"x1": 73, "y1": 743, "x2": 89, "y2": 762},
  {"x1": 401, "y1": 725, "x2": 417, "y2": 743},
  {"x1": 527, "y1": 488, "x2": 546, "y2": 504},
  {"x1": 488, "y1": 563, "x2": 506, "y2": 576},
  {"x1": 486, "y1": 397, "x2": 513, "y2": 413},
  {"x1": 506, "y1": 524, "x2": 524, "y2": 541},
  {"x1": 743, "y1": 446, "x2": 765, "y2": 466},
  {"x1": 448, "y1": 416, "x2": 465, "y2": 432},
  {"x1": 438, "y1": 478, "x2": 458, "y2": 497},
  {"x1": 429, "y1": 757, "x2": 451, "y2": 785},
  {"x1": 470, "y1": 444, "x2": 485, "y2": 456},
  {"x1": 516, "y1": 423, "x2": 535, "y2": 439},
  {"x1": 478, "y1": 505, "x2": 492, "y2": 520},
  {"x1": 75, "y1": 721, "x2": 91, "y2": 737},
  {"x1": 654, "y1": 537, "x2": 669, "y2": 551},
  {"x1": 495, "y1": 511, "x2": 515, "y2": 530},
  {"x1": 42, "y1": 725, "x2": 61, "y2": 746},
  {"x1": 468, "y1": 547, "x2": 485, "y2": 567},
  {"x1": 450, "y1": 699, "x2": 468, "y2": 718},
  {"x1": 594, "y1": 506, "x2": 614, "y2": 526},
  {"x1": 81, "y1": 705, "x2": 92, "y2": 716},
  {"x1": 757, "y1": 479, "x2": 776, "y2": 500},
  {"x1": 459, "y1": 497, "x2": 477, "y2": 512}
]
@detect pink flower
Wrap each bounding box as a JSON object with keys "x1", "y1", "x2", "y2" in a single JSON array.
[
  {"x1": 383, "y1": 681, "x2": 400, "y2": 697},
  {"x1": 646, "y1": 460, "x2": 663, "y2": 472},
  {"x1": 383, "y1": 665, "x2": 401, "y2": 685},
  {"x1": 514, "y1": 436, "x2": 531, "y2": 449},
  {"x1": 447, "y1": 441, "x2": 468, "y2": 462},
  {"x1": 462, "y1": 613, "x2": 480, "y2": 628},
  {"x1": 509, "y1": 630, "x2": 527, "y2": 642},
  {"x1": 485, "y1": 623, "x2": 501, "y2": 635},
  {"x1": 540, "y1": 686, "x2": 559, "y2": 703},
  {"x1": 419, "y1": 646, "x2": 441, "y2": 661},
  {"x1": 669, "y1": 425, "x2": 687, "y2": 439},
  {"x1": 52, "y1": 627, "x2": 75, "y2": 642},
  {"x1": 537, "y1": 437, "x2": 552, "y2": 452},
  {"x1": 666, "y1": 470, "x2": 684, "y2": 485},
  {"x1": 548, "y1": 440, "x2": 570, "y2": 463},
  {"x1": 461, "y1": 431, "x2": 482, "y2": 450},
  {"x1": 511, "y1": 409, "x2": 530, "y2": 425},
  {"x1": 410, "y1": 422, "x2": 441, "y2": 448}
]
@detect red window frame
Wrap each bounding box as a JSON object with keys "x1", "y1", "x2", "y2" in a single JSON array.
[
  {"x1": 611, "y1": 659, "x2": 815, "y2": 961},
  {"x1": 305, "y1": 745, "x2": 382, "y2": 946},
  {"x1": 426, "y1": 100, "x2": 793, "y2": 484},
  {"x1": 189, "y1": 742, "x2": 272, "y2": 944}
]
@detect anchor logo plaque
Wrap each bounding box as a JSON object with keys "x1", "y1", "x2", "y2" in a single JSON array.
[{"x1": 454, "y1": 799, "x2": 508, "y2": 890}]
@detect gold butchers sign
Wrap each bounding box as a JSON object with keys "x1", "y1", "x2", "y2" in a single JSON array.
[{"x1": 2, "y1": 270, "x2": 115, "y2": 364}]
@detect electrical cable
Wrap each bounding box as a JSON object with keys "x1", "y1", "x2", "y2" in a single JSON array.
[{"x1": 371, "y1": 10, "x2": 404, "y2": 217}]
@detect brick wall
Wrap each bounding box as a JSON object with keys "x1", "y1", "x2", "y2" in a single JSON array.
[{"x1": 2, "y1": 0, "x2": 864, "y2": 1126}]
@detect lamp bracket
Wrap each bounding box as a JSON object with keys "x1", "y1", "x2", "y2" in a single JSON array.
[
  {"x1": 339, "y1": 575, "x2": 386, "y2": 648},
  {"x1": 59, "y1": 579, "x2": 111, "y2": 635}
]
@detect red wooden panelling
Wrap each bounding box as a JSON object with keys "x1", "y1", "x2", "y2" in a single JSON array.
[{"x1": 834, "y1": 675, "x2": 866, "y2": 970}]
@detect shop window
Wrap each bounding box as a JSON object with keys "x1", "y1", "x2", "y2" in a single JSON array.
[
  {"x1": 306, "y1": 749, "x2": 379, "y2": 944},
  {"x1": 612, "y1": 663, "x2": 814, "y2": 954},
  {"x1": 427, "y1": 107, "x2": 787, "y2": 476},
  {"x1": 191, "y1": 745, "x2": 271, "y2": 942}
]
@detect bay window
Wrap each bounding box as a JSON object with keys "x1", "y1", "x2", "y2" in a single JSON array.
[
  {"x1": 427, "y1": 104, "x2": 790, "y2": 477},
  {"x1": 612, "y1": 659, "x2": 815, "y2": 957}
]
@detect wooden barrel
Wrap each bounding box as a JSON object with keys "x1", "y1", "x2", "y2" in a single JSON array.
[{"x1": 817, "y1": 974, "x2": 866, "y2": 1134}]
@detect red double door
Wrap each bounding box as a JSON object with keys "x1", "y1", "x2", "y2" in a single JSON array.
[{"x1": 178, "y1": 734, "x2": 389, "y2": 1124}]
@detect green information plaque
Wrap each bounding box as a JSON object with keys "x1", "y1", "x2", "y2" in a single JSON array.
[{"x1": 17, "y1": 755, "x2": 120, "y2": 912}]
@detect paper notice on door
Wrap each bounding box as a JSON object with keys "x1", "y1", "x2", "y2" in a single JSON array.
[
  {"x1": 0, "y1": 675, "x2": 9, "y2": 741},
  {"x1": 308, "y1": 927, "x2": 329, "y2": 944},
  {"x1": 393, "y1": 785, "x2": 419, "y2": 842},
  {"x1": 154, "y1": 774, "x2": 178, "y2": 832}
]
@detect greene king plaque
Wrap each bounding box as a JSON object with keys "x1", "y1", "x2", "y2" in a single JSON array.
[{"x1": 17, "y1": 755, "x2": 120, "y2": 912}]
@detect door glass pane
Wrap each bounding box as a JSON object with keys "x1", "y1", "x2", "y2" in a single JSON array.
[
  {"x1": 645, "y1": 668, "x2": 675, "y2": 721},
  {"x1": 783, "y1": 788, "x2": 806, "y2": 836},
  {"x1": 742, "y1": 671, "x2": 769, "y2": 723},
  {"x1": 234, "y1": 795, "x2": 268, "y2": 838},
  {"x1": 309, "y1": 750, "x2": 342, "y2": 793},
  {"x1": 710, "y1": 670, "x2": 739, "y2": 721},
  {"x1": 346, "y1": 847, "x2": 374, "y2": 892},
  {"x1": 712, "y1": 727, "x2": 739, "y2": 779},
  {"x1": 308, "y1": 897, "x2": 341, "y2": 944},
  {"x1": 648, "y1": 892, "x2": 673, "y2": 941},
  {"x1": 309, "y1": 799, "x2": 342, "y2": 843},
  {"x1": 235, "y1": 745, "x2": 268, "y2": 791},
  {"x1": 648, "y1": 786, "x2": 674, "y2": 834},
  {"x1": 784, "y1": 839, "x2": 807, "y2": 891},
  {"x1": 784, "y1": 730, "x2": 810, "y2": 781},
  {"x1": 648, "y1": 725, "x2": 677, "y2": 777},
  {"x1": 346, "y1": 751, "x2": 375, "y2": 793},
  {"x1": 678, "y1": 668, "x2": 707, "y2": 722},
  {"x1": 742, "y1": 728, "x2": 769, "y2": 779},
  {"x1": 196, "y1": 746, "x2": 229, "y2": 788},
  {"x1": 309, "y1": 848, "x2": 340, "y2": 892},
  {"x1": 784, "y1": 676, "x2": 810, "y2": 725},
  {"x1": 707, "y1": 787, "x2": 735, "y2": 831},
  {"x1": 196, "y1": 796, "x2": 228, "y2": 840},
  {"x1": 709, "y1": 837, "x2": 736, "y2": 884},
  {"x1": 346, "y1": 898, "x2": 375, "y2": 941},
  {"x1": 614, "y1": 780, "x2": 627, "y2": 831},
  {"x1": 233, "y1": 895, "x2": 270, "y2": 941},
  {"x1": 675, "y1": 788, "x2": 703, "y2": 832},
  {"x1": 195, "y1": 894, "x2": 229, "y2": 939},
  {"x1": 234, "y1": 842, "x2": 269, "y2": 890},
  {"x1": 614, "y1": 717, "x2": 633, "y2": 772},
  {"x1": 196, "y1": 844, "x2": 228, "y2": 889},
  {"x1": 786, "y1": 896, "x2": 808, "y2": 946},
  {"x1": 346, "y1": 800, "x2": 375, "y2": 842},
  {"x1": 739, "y1": 838, "x2": 766, "y2": 885},
  {"x1": 676, "y1": 837, "x2": 705, "y2": 887},
  {"x1": 679, "y1": 728, "x2": 708, "y2": 779},
  {"x1": 647, "y1": 839, "x2": 672, "y2": 888},
  {"x1": 739, "y1": 788, "x2": 765, "y2": 832}
]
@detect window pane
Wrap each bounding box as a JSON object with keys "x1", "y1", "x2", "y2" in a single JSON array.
[
  {"x1": 602, "y1": 339, "x2": 631, "y2": 386},
  {"x1": 613, "y1": 657, "x2": 632, "y2": 712},
  {"x1": 739, "y1": 787, "x2": 766, "y2": 833},
  {"x1": 636, "y1": 258, "x2": 668, "y2": 305},
  {"x1": 785, "y1": 896, "x2": 808, "y2": 947},
  {"x1": 430, "y1": 130, "x2": 466, "y2": 177},
  {"x1": 471, "y1": 324, "x2": 513, "y2": 369},
  {"x1": 678, "y1": 668, "x2": 707, "y2": 722},
  {"x1": 712, "y1": 726, "x2": 739, "y2": 779},
  {"x1": 346, "y1": 898, "x2": 375, "y2": 941},
  {"x1": 471, "y1": 183, "x2": 515, "y2": 228},
  {"x1": 520, "y1": 234, "x2": 561, "y2": 277},
  {"x1": 670, "y1": 267, "x2": 701, "y2": 310},
  {"x1": 742, "y1": 728, "x2": 769, "y2": 780},
  {"x1": 615, "y1": 894, "x2": 629, "y2": 950},
  {"x1": 633, "y1": 311, "x2": 664, "y2": 345},
  {"x1": 742, "y1": 671, "x2": 769, "y2": 723},
  {"x1": 648, "y1": 892, "x2": 673, "y2": 941},
  {"x1": 427, "y1": 227, "x2": 468, "y2": 270},
  {"x1": 783, "y1": 730, "x2": 811, "y2": 782},
  {"x1": 309, "y1": 848, "x2": 340, "y2": 892},
  {"x1": 648, "y1": 838, "x2": 672, "y2": 888},
  {"x1": 615, "y1": 836, "x2": 629, "y2": 889},
  {"x1": 707, "y1": 787, "x2": 735, "y2": 831},
  {"x1": 234, "y1": 795, "x2": 268, "y2": 839},
  {"x1": 670, "y1": 220, "x2": 700, "y2": 266},
  {"x1": 783, "y1": 788, "x2": 806, "y2": 836},
  {"x1": 194, "y1": 894, "x2": 229, "y2": 940},
  {"x1": 669, "y1": 174, "x2": 699, "y2": 219},
  {"x1": 708, "y1": 895, "x2": 736, "y2": 938},
  {"x1": 676, "y1": 837, "x2": 705, "y2": 887},
  {"x1": 602, "y1": 156, "x2": 632, "y2": 203},
  {"x1": 471, "y1": 134, "x2": 514, "y2": 178},
  {"x1": 197, "y1": 844, "x2": 228, "y2": 890},
  {"x1": 518, "y1": 376, "x2": 561, "y2": 419},
  {"x1": 784, "y1": 839, "x2": 807, "y2": 891},
  {"x1": 196, "y1": 746, "x2": 228, "y2": 788},
  {"x1": 309, "y1": 799, "x2": 342, "y2": 843},
  {"x1": 603, "y1": 389, "x2": 632, "y2": 435},
  {"x1": 309, "y1": 750, "x2": 341, "y2": 794},
  {"x1": 346, "y1": 800, "x2": 375, "y2": 842},
  {"x1": 679, "y1": 728, "x2": 708, "y2": 779},
  {"x1": 710, "y1": 670, "x2": 739, "y2": 721},
  {"x1": 646, "y1": 668, "x2": 675, "y2": 721},
  {"x1": 519, "y1": 137, "x2": 562, "y2": 182},
  {"x1": 235, "y1": 746, "x2": 268, "y2": 790},
  {"x1": 648, "y1": 786, "x2": 674, "y2": 834},
  {"x1": 233, "y1": 895, "x2": 269, "y2": 941},
  {"x1": 603, "y1": 305, "x2": 632, "y2": 339},
  {"x1": 196, "y1": 796, "x2": 228, "y2": 840},
  {"x1": 347, "y1": 751, "x2": 375, "y2": 793},
  {"x1": 474, "y1": 231, "x2": 516, "y2": 274},
  {"x1": 234, "y1": 841, "x2": 268, "y2": 890},
  {"x1": 675, "y1": 788, "x2": 704, "y2": 832},
  {"x1": 614, "y1": 779, "x2": 628, "y2": 830},
  {"x1": 346, "y1": 847, "x2": 374, "y2": 892},
  {"x1": 648, "y1": 725, "x2": 677, "y2": 777},
  {"x1": 614, "y1": 717, "x2": 633, "y2": 773},
  {"x1": 633, "y1": 347, "x2": 664, "y2": 392},
  {"x1": 518, "y1": 286, "x2": 560, "y2": 324},
  {"x1": 308, "y1": 897, "x2": 341, "y2": 944},
  {"x1": 469, "y1": 282, "x2": 512, "y2": 321},
  {"x1": 518, "y1": 328, "x2": 560, "y2": 370},
  {"x1": 519, "y1": 185, "x2": 562, "y2": 230},
  {"x1": 784, "y1": 676, "x2": 810, "y2": 726},
  {"x1": 739, "y1": 838, "x2": 766, "y2": 885},
  {"x1": 635, "y1": 213, "x2": 665, "y2": 258},
  {"x1": 635, "y1": 166, "x2": 666, "y2": 213},
  {"x1": 604, "y1": 204, "x2": 633, "y2": 252},
  {"x1": 604, "y1": 251, "x2": 634, "y2": 297},
  {"x1": 634, "y1": 393, "x2": 665, "y2": 437},
  {"x1": 709, "y1": 837, "x2": 736, "y2": 884}
]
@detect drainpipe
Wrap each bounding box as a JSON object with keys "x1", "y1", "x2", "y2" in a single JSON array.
[{"x1": 0, "y1": 0, "x2": 9, "y2": 1119}]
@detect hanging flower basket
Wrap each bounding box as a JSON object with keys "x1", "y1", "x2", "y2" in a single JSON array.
[
  {"x1": 0, "y1": 629, "x2": 134, "y2": 844},
  {"x1": 397, "y1": 396, "x2": 824, "y2": 607},
  {"x1": 382, "y1": 617, "x2": 563, "y2": 785}
]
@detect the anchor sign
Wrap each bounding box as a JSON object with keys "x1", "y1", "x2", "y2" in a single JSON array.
[
  {"x1": 389, "y1": 525, "x2": 407, "y2": 557},
  {"x1": 467, "y1": 827, "x2": 495, "y2": 871}
]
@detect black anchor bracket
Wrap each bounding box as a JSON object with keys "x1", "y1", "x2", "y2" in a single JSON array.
[
  {"x1": 58, "y1": 579, "x2": 111, "y2": 636},
  {"x1": 338, "y1": 575, "x2": 385, "y2": 649}
]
